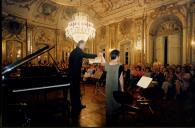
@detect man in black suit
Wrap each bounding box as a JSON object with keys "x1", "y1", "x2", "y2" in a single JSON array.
[{"x1": 68, "y1": 40, "x2": 97, "y2": 116}]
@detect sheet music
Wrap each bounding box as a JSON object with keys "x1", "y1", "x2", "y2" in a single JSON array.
[{"x1": 137, "y1": 76, "x2": 152, "y2": 88}]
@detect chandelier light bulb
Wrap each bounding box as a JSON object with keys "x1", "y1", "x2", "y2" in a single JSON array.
[{"x1": 65, "y1": 12, "x2": 96, "y2": 43}]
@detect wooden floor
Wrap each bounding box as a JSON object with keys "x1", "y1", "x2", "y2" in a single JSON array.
[{"x1": 79, "y1": 83, "x2": 106, "y2": 127}]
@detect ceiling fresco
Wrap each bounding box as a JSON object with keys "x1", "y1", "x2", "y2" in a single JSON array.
[{"x1": 4, "y1": 0, "x2": 37, "y2": 10}]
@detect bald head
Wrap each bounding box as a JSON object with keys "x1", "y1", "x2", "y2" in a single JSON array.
[{"x1": 77, "y1": 40, "x2": 86, "y2": 50}]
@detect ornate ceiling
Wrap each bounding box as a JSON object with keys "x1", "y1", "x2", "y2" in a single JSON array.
[{"x1": 2, "y1": 0, "x2": 191, "y2": 30}]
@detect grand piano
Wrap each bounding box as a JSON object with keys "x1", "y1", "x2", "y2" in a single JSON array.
[{"x1": 1, "y1": 44, "x2": 70, "y2": 126}]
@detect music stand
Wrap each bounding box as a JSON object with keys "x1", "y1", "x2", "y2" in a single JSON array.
[
  {"x1": 92, "y1": 71, "x2": 105, "y2": 97},
  {"x1": 137, "y1": 76, "x2": 152, "y2": 89},
  {"x1": 136, "y1": 76, "x2": 154, "y2": 114}
]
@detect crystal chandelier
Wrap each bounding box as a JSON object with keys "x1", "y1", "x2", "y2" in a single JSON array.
[{"x1": 65, "y1": 12, "x2": 96, "y2": 43}]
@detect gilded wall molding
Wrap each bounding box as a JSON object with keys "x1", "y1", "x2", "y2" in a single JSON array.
[
  {"x1": 119, "y1": 18, "x2": 132, "y2": 36},
  {"x1": 99, "y1": 26, "x2": 106, "y2": 40},
  {"x1": 2, "y1": 15, "x2": 26, "y2": 42},
  {"x1": 150, "y1": 3, "x2": 187, "y2": 20},
  {"x1": 157, "y1": 20, "x2": 182, "y2": 36}
]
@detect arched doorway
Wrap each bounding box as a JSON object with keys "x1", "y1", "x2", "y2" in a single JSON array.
[{"x1": 149, "y1": 15, "x2": 183, "y2": 65}]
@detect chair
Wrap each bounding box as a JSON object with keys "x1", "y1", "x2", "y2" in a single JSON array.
[
  {"x1": 140, "y1": 87, "x2": 164, "y2": 114},
  {"x1": 113, "y1": 91, "x2": 139, "y2": 120},
  {"x1": 92, "y1": 71, "x2": 105, "y2": 96}
]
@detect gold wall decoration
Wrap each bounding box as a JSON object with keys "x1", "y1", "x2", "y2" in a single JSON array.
[
  {"x1": 32, "y1": 25, "x2": 57, "y2": 64},
  {"x1": 2, "y1": 15, "x2": 26, "y2": 41},
  {"x1": 6, "y1": 40, "x2": 23, "y2": 64},
  {"x1": 100, "y1": 26, "x2": 106, "y2": 39},
  {"x1": 150, "y1": 3, "x2": 187, "y2": 20},
  {"x1": 137, "y1": 0, "x2": 160, "y2": 7},
  {"x1": 119, "y1": 18, "x2": 131, "y2": 35},
  {"x1": 2, "y1": 15, "x2": 27, "y2": 64},
  {"x1": 157, "y1": 20, "x2": 181, "y2": 36},
  {"x1": 104, "y1": 0, "x2": 135, "y2": 11}
]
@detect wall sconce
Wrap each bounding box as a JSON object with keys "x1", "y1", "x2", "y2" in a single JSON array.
[
  {"x1": 192, "y1": 40, "x2": 195, "y2": 46},
  {"x1": 135, "y1": 40, "x2": 142, "y2": 50},
  {"x1": 16, "y1": 49, "x2": 21, "y2": 58}
]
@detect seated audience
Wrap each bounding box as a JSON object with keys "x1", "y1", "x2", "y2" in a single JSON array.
[
  {"x1": 144, "y1": 67, "x2": 152, "y2": 77},
  {"x1": 151, "y1": 67, "x2": 165, "y2": 88},
  {"x1": 181, "y1": 66, "x2": 192, "y2": 93},
  {"x1": 161, "y1": 68, "x2": 177, "y2": 99}
]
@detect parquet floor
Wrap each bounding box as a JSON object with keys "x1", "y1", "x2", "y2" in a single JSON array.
[{"x1": 79, "y1": 84, "x2": 106, "y2": 127}]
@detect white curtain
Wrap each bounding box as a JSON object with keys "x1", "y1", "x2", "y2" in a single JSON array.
[
  {"x1": 168, "y1": 34, "x2": 181, "y2": 65},
  {"x1": 155, "y1": 36, "x2": 164, "y2": 64}
]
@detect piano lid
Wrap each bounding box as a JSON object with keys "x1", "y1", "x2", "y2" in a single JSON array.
[{"x1": 2, "y1": 44, "x2": 55, "y2": 75}]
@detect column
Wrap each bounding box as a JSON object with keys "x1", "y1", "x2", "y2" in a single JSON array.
[
  {"x1": 105, "y1": 25, "x2": 110, "y2": 61},
  {"x1": 190, "y1": 4, "x2": 195, "y2": 63},
  {"x1": 183, "y1": 27, "x2": 187, "y2": 64}
]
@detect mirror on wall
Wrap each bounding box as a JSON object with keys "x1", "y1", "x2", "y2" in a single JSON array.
[
  {"x1": 2, "y1": 15, "x2": 27, "y2": 66},
  {"x1": 4, "y1": 40, "x2": 23, "y2": 65}
]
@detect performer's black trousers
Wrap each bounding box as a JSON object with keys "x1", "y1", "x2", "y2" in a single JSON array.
[{"x1": 70, "y1": 79, "x2": 81, "y2": 115}]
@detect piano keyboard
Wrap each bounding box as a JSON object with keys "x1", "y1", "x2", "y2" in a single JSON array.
[{"x1": 12, "y1": 83, "x2": 70, "y2": 93}]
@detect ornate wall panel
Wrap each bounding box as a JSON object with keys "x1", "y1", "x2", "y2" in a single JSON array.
[
  {"x1": 32, "y1": 25, "x2": 57, "y2": 64},
  {"x1": 2, "y1": 15, "x2": 27, "y2": 65}
]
